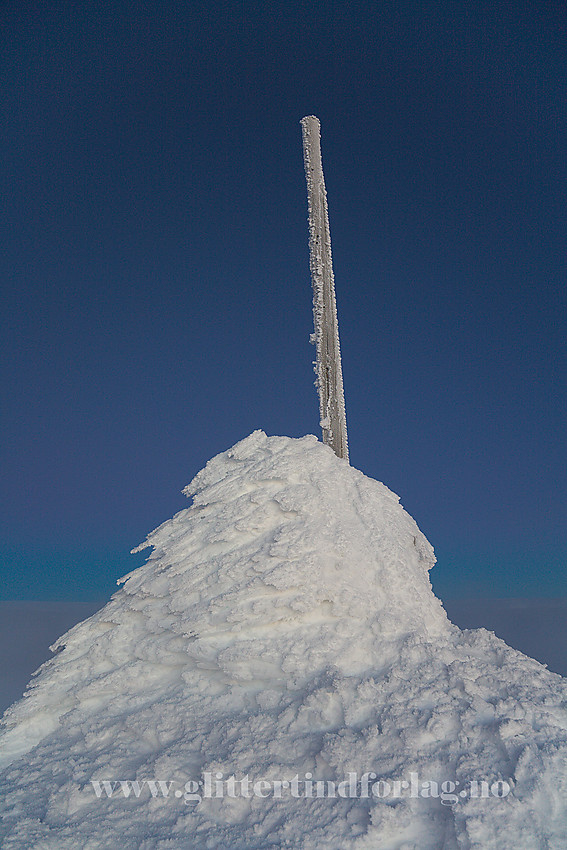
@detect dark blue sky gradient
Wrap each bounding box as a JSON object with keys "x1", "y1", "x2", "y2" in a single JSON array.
[{"x1": 1, "y1": 1, "x2": 565, "y2": 600}]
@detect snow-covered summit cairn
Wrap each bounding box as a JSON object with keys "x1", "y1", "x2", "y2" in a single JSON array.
[
  {"x1": 1, "y1": 432, "x2": 566, "y2": 848},
  {"x1": 301, "y1": 116, "x2": 349, "y2": 461}
]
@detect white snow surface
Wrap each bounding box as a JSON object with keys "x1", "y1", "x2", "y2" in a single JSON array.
[{"x1": 1, "y1": 431, "x2": 566, "y2": 848}]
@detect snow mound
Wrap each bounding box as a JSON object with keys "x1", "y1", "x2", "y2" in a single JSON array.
[{"x1": 1, "y1": 432, "x2": 566, "y2": 849}]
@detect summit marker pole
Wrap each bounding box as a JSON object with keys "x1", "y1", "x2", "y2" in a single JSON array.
[{"x1": 301, "y1": 116, "x2": 349, "y2": 462}]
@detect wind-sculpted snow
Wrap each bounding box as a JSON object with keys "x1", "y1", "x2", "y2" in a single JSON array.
[{"x1": 1, "y1": 432, "x2": 566, "y2": 848}]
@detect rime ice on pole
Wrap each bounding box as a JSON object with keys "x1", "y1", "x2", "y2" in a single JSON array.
[{"x1": 301, "y1": 116, "x2": 349, "y2": 462}]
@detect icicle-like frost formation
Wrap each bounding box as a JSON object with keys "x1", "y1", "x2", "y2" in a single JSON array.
[{"x1": 301, "y1": 115, "x2": 349, "y2": 462}]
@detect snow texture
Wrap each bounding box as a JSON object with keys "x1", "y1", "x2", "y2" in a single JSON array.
[
  {"x1": 1, "y1": 432, "x2": 566, "y2": 848},
  {"x1": 301, "y1": 116, "x2": 349, "y2": 462}
]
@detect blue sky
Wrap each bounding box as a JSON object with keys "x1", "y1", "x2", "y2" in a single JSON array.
[{"x1": 1, "y1": 0, "x2": 565, "y2": 602}]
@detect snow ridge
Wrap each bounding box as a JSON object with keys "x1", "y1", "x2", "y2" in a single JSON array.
[{"x1": 0, "y1": 432, "x2": 566, "y2": 849}]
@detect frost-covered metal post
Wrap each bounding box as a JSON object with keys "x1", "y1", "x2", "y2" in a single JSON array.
[{"x1": 301, "y1": 115, "x2": 349, "y2": 462}]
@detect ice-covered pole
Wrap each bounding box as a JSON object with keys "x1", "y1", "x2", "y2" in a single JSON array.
[{"x1": 301, "y1": 115, "x2": 349, "y2": 462}]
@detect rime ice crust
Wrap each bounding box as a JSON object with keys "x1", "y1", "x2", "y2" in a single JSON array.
[
  {"x1": 0, "y1": 432, "x2": 566, "y2": 849},
  {"x1": 301, "y1": 117, "x2": 349, "y2": 461}
]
